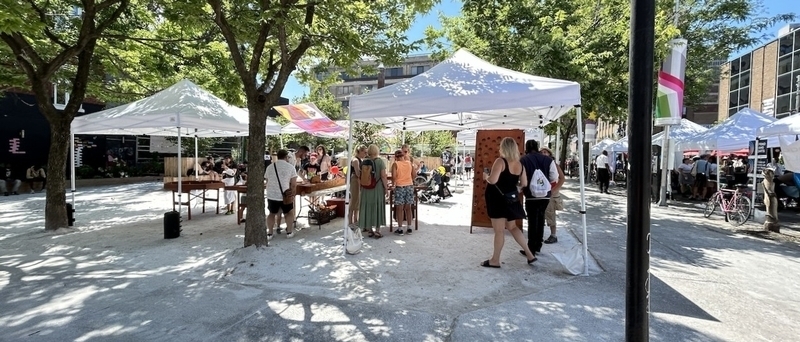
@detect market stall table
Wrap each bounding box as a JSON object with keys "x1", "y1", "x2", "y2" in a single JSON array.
[
  {"x1": 164, "y1": 181, "x2": 224, "y2": 220},
  {"x1": 295, "y1": 178, "x2": 347, "y2": 229}
]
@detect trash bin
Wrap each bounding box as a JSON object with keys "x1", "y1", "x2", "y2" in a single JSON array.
[{"x1": 164, "y1": 211, "x2": 181, "y2": 239}]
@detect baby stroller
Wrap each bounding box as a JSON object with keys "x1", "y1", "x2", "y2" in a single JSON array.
[{"x1": 418, "y1": 166, "x2": 452, "y2": 203}]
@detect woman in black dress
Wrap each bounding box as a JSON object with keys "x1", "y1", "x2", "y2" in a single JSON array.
[{"x1": 481, "y1": 137, "x2": 537, "y2": 268}]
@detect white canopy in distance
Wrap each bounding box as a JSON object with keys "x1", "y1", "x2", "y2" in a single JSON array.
[
  {"x1": 72, "y1": 79, "x2": 281, "y2": 137},
  {"x1": 590, "y1": 138, "x2": 616, "y2": 155},
  {"x1": 456, "y1": 128, "x2": 545, "y2": 150},
  {"x1": 678, "y1": 108, "x2": 777, "y2": 152},
  {"x1": 651, "y1": 118, "x2": 708, "y2": 146},
  {"x1": 757, "y1": 113, "x2": 800, "y2": 137},
  {"x1": 348, "y1": 49, "x2": 581, "y2": 131}
]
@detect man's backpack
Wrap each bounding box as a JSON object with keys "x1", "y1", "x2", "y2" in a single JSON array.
[
  {"x1": 360, "y1": 158, "x2": 378, "y2": 189},
  {"x1": 529, "y1": 167, "x2": 552, "y2": 198}
]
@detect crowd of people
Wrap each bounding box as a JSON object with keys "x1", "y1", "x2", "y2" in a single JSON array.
[{"x1": 1, "y1": 164, "x2": 47, "y2": 196}]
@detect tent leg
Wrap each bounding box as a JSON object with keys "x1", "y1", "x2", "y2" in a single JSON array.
[
  {"x1": 658, "y1": 126, "x2": 671, "y2": 206},
  {"x1": 177, "y1": 127, "x2": 183, "y2": 217},
  {"x1": 751, "y1": 139, "x2": 759, "y2": 214},
  {"x1": 343, "y1": 118, "x2": 354, "y2": 256},
  {"x1": 575, "y1": 106, "x2": 590, "y2": 276},
  {"x1": 194, "y1": 135, "x2": 199, "y2": 179},
  {"x1": 70, "y1": 131, "x2": 76, "y2": 206}
]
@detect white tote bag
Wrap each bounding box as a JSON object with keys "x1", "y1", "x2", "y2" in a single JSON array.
[{"x1": 345, "y1": 227, "x2": 363, "y2": 255}]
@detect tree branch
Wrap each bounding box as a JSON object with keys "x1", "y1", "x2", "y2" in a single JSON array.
[
  {"x1": 100, "y1": 33, "x2": 213, "y2": 43},
  {"x1": 0, "y1": 33, "x2": 43, "y2": 76},
  {"x1": 23, "y1": 0, "x2": 70, "y2": 49},
  {"x1": 95, "y1": 0, "x2": 129, "y2": 36},
  {"x1": 248, "y1": 0, "x2": 274, "y2": 75},
  {"x1": 258, "y1": 49, "x2": 277, "y2": 93},
  {"x1": 208, "y1": 0, "x2": 253, "y2": 93}
]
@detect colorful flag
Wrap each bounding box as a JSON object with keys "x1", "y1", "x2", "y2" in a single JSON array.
[
  {"x1": 273, "y1": 103, "x2": 345, "y2": 134},
  {"x1": 654, "y1": 38, "x2": 687, "y2": 126}
]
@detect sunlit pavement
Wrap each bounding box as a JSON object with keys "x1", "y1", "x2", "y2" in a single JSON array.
[{"x1": 0, "y1": 180, "x2": 798, "y2": 341}]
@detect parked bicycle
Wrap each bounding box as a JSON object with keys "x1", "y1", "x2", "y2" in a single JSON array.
[{"x1": 703, "y1": 185, "x2": 752, "y2": 226}]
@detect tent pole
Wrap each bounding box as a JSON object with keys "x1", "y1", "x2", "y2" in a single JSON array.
[
  {"x1": 575, "y1": 106, "x2": 589, "y2": 276},
  {"x1": 194, "y1": 135, "x2": 199, "y2": 179},
  {"x1": 343, "y1": 117, "x2": 354, "y2": 256},
  {"x1": 658, "y1": 126, "x2": 671, "y2": 206},
  {"x1": 751, "y1": 139, "x2": 759, "y2": 214},
  {"x1": 70, "y1": 131, "x2": 76, "y2": 206},
  {"x1": 177, "y1": 125, "x2": 183, "y2": 217}
]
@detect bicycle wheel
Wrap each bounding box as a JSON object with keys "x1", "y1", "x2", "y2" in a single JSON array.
[
  {"x1": 703, "y1": 197, "x2": 717, "y2": 218},
  {"x1": 728, "y1": 196, "x2": 751, "y2": 226}
]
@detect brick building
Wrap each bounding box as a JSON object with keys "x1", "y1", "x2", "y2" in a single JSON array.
[{"x1": 719, "y1": 23, "x2": 800, "y2": 120}]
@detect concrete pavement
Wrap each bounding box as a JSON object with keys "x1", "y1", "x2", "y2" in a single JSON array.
[{"x1": 1, "y1": 180, "x2": 799, "y2": 341}]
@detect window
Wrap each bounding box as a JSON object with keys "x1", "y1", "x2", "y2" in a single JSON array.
[
  {"x1": 341, "y1": 100, "x2": 349, "y2": 108},
  {"x1": 338, "y1": 86, "x2": 352, "y2": 95},
  {"x1": 729, "y1": 107, "x2": 739, "y2": 116},
  {"x1": 388, "y1": 67, "x2": 403, "y2": 77},
  {"x1": 729, "y1": 90, "x2": 739, "y2": 108},
  {"x1": 411, "y1": 66, "x2": 425, "y2": 75},
  {"x1": 794, "y1": 50, "x2": 800, "y2": 71},
  {"x1": 730, "y1": 74, "x2": 739, "y2": 90},
  {"x1": 730, "y1": 58, "x2": 741, "y2": 75},
  {"x1": 776, "y1": 94, "x2": 791, "y2": 115},
  {"x1": 795, "y1": 30, "x2": 800, "y2": 52},
  {"x1": 739, "y1": 54, "x2": 751, "y2": 72},
  {"x1": 340, "y1": 72, "x2": 351, "y2": 80},
  {"x1": 360, "y1": 85, "x2": 373, "y2": 93},
  {"x1": 778, "y1": 74, "x2": 792, "y2": 96},
  {"x1": 778, "y1": 55, "x2": 793, "y2": 75},
  {"x1": 739, "y1": 72, "x2": 750, "y2": 88},
  {"x1": 780, "y1": 35, "x2": 794, "y2": 56},
  {"x1": 739, "y1": 87, "x2": 749, "y2": 106}
]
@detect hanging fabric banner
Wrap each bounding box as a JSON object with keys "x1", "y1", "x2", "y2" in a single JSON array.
[
  {"x1": 273, "y1": 103, "x2": 346, "y2": 134},
  {"x1": 654, "y1": 38, "x2": 688, "y2": 127}
]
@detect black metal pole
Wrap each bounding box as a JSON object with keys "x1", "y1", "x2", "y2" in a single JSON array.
[{"x1": 626, "y1": 0, "x2": 656, "y2": 341}]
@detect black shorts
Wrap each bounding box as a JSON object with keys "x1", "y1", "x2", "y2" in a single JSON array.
[
  {"x1": 695, "y1": 173, "x2": 708, "y2": 187},
  {"x1": 267, "y1": 199, "x2": 294, "y2": 214},
  {"x1": 465, "y1": 167, "x2": 473, "y2": 172}
]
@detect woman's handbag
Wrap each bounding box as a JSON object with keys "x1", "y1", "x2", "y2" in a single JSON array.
[
  {"x1": 274, "y1": 164, "x2": 294, "y2": 205},
  {"x1": 495, "y1": 184, "x2": 519, "y2": 204}
]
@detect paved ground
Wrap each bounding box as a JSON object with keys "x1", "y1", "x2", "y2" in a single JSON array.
[{"x1": 0, "y1": 179, "x2": 798, "y2": 341}]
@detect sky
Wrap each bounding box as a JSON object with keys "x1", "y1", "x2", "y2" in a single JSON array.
[{"x1": 280, "y1": 0, "x2": 795, "y2": 101}]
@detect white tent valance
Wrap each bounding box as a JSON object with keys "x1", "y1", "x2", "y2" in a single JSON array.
[
  {"x1": 678, "y1": 108, "x2": 777, "y2": 152},
  {"x1": 757, "y1": 113, "x2": 800, "y2": 137},
  {"x1": 281, "y1": 120, "x2": 393, "y2": 139},
  {"x1": 456, "y1": 128, "x2": 545, "y2": 149},
  {"x1": 348, "y1": 49, "x2": 581, "y2": 131},
  {"x1": 651, "y1": 119, "x2": 708, "y2": 146},
  {"x1": 72, "y1": 79, "x2": 281, "y2": 137}
]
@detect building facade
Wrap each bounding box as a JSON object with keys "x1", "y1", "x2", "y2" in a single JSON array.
[
  {"x1": 719, "y1": 24, "x2": 800, "y2": 121},
  {"x1": 323, "y1": 54, "x2": 437, "y2": 110}
]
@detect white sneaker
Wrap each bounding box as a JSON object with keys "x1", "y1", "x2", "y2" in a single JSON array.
[
  {"x1": 286, "y1": 231, "x2": 295, "y2": 238},
  {"x1": 267, "y1": 234, "x2": 273, "y2": 241}
]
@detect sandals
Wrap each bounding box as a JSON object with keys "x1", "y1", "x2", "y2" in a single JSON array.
[
  {"x1": 480, "y1": 260, "x2": 501, "y2": 268},
  {"x1": 372, "y1": 231, "x2": 383, "y2": 239},
  {"x1": 519, "y1": 250, "x2": 538, "y2": 264}
]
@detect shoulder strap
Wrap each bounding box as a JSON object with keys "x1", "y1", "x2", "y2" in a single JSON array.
[
  {"x1": 274, "y1": 163, "x2": 284, "y2": 193},
  {"x1": 502, "y1": 158, "x2": 508, "y2": 172}
]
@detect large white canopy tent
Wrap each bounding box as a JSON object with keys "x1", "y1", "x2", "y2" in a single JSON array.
[
  {"x1": 652, "y1": 119, "x2": 708, "y2": 170},
  {"x1": 71, "y1": 79, "x2": 281, "y2": 216},
  {"x1": 677, "y1": 108, "x2": 778, "y2": 152},
  {"x1": 757, "y1": 113, "x2": 800, "y2": 182},
  {"x1": 347, "y1": 49, "x2": 590, "y2": 275},
  {"x1": 590, "y1": 139, "x2": 616, "y2": 155}
]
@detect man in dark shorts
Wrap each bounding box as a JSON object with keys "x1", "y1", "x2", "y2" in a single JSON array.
[
  {"x1": 265, "y1": 150, "x2": 298, "y2": 239},
  {"x1": 692, "y1": 154, "x2": 710, "y2": 200}
]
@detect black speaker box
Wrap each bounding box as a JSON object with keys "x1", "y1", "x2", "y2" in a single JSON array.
[{"x1": 164, "y1": 211, "x2": 181, "y2": 239}]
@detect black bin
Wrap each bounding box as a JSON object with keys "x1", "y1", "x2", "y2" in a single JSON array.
[{"x1": 164, "y1": 211, "x2": 181, "y2": 239}]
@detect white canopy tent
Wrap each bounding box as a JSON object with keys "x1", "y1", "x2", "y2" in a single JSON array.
[
  {"x1": 590, "y1": 139, "x2": 616, "y2": 155},
  {"x1": 757, "y1": 113, "x2": 800, "y2": 138},
  {"x1": 281, "y1": 120, "x2": 393, "y2": 139},
  {"x1": 677, "y1": 108, "x2": 778, "y2": 152},
  {"x1": 456, "y1": 128, "x2": 545, "y2": 150},
  {"x1": 347, "y1": 49, "x2": 590, "y2": 275},
  {"x1": 70, "y1": 79, "x2": 281, "y2": 217},
  {"x1": 608, "y1": 136, "x2": 629, "y2": 154},
  {"x1": 652, "y1": 119, "x2": 708, "y2": 170},
  {"x1": 349, "y1": 49, "x2": 580, "y2": 131}
]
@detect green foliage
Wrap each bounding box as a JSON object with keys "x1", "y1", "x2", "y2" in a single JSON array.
[
  {"x1": 415, "y1": 130, "x2": 455, "y2": 157},
  {"x1": 351, "y1": 122, "x2": 387, "y2": 151},
  {"x1": 426, "y1": 0, "x2": 794, "y2": 122}
]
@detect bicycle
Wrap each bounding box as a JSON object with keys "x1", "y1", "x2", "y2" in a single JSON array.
[{"x1": 703, "y1": 185, "x2": 752, "y2": 226}]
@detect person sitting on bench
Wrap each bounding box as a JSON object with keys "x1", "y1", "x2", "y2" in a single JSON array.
[
  {"x1": 1, "y1": 167, "x2": 22, "y2": 196},
  {"x1": 26, "y1": 165, "x2": 46, "y2": 193}
]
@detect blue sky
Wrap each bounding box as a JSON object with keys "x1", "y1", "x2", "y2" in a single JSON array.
[{"x1": 281, "y1": 0, "x2": 795, "y2": 101}]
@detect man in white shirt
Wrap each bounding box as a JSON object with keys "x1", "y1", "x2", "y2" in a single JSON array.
[
  {"x1": 265, "y1": 150, "x2": 298, "y2": 239},
  {"x1": 595, "y1": 151, "x2": 610, "y2": 193}
]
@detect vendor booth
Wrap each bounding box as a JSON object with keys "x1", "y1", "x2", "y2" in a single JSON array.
[{"x1": 348, "y1": 49, "x2": 590, "y2": 275}]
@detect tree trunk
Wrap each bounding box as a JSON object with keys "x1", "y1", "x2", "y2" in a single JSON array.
[
  {"x1": 243, "y1": 99, "x2": 269, "y2": 247},
  {"x1": 43, "y1": 112, "x2": 72, "y2": 230},
  {"x1": 558, "y1": 119, "x2": 576, "y2": 169}
]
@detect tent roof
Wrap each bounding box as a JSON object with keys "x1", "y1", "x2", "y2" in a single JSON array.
[
  {"x1": 348, "y1": 49, "x2": 581, "y2": 131},
  {"x1": 651, "y1": 119, "x2": 708, "y2": 146},
  {"x1": 72, "y1": 79, "x2": 281, "y2": 137},
  {"x1": 757, "y1": 113, "x2": 800, "y2": 137},
  {"x1": 590, "y1": 139, "x2": 616, "y2": 155},
  {"x1": 679, "y1": 108, "x2": 777, "y2": 151},
  {"x1": 608, "y1": 136, "x2": 629, "y2": 153},
  {"x1": 455, "y1": 128, "x2": 544, "y2": 149}
]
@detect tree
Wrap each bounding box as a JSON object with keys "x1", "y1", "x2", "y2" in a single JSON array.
[
  {"x1": 166, "y1": 0, "x2": 435, "y2": 247},
  {"x1": 0, "y1": 0, "x2": 131, "y2": 230}
]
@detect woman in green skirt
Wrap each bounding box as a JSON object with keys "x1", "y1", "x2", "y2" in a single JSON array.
[{"x1": 359, "y1": 144, "x2": 390, "y2": 238}]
